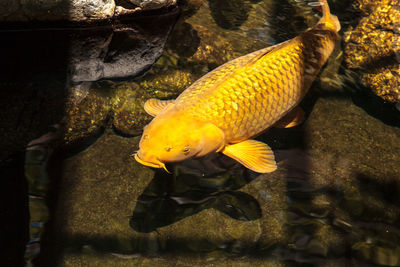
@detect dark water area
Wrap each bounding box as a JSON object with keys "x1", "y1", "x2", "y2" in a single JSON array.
[{"x1": 1, "y1": 0, "x2": 400, "y2": 266}]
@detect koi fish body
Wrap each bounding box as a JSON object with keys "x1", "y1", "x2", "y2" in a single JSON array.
[{"x1": 135, "y1": 0, "x2": 340, "y2": 173}]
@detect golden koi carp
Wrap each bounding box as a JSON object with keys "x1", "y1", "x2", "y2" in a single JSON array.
[{"x1": 135, "y1": 0, "x2": 340, "y2": 173}]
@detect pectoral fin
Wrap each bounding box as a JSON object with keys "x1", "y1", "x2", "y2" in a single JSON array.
[
  {"x1": 222, "y1": 140, "x2": 277, "y2": 173},
  {"x1": 144, "y1": 98, "x2": 175, "y2": 117},
  {"x1": 274, "y1": 106, "x2": 305, "y2": 128}
]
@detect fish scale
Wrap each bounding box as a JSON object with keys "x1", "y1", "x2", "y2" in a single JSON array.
[{"x1": 174, "y1": 27, "x2": 336, "y2": 142}]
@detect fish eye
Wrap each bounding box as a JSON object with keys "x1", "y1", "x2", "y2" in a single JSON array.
[
  {"x1": 165, "y1": 147, "x2": 172, "y2": 152},
  {"x1": 143, "y1": 134, "x2": 149, "y2": 140},
  {"x1": 182, "y1": 146, "x2": 190, "y2": 154}
]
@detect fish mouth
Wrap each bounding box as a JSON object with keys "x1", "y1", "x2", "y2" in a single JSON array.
[{"x1": 134, "y1": 153, "x2": 170, "y2": 173}]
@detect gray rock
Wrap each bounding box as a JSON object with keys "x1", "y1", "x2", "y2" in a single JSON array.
[
  {"x1": 69, "y1": 0, "x2": 115, "y2": 21},
  {"x1": 102, "y1": 27, "x2": 169, "y2": 80},
  {"x1": 68, "y1": 29, "x2": 114, "y2": 82},
  {"x1": 0, "y1": 0, "x2": 115, "y2": 22},
  {"x1": 68, "y1": 14, "x2": 178, "y2": 82},
  {"x1": 0, "y1": 0, "x2": 180, "y2": 22}
]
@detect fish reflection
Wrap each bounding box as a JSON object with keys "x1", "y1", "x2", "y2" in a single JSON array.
[
  {"x1": 130, "y1": 154, "x2": 261, "y2": 233},
  {"x1": 135, "y1": 0, "x2": 340, "y2": 173}
]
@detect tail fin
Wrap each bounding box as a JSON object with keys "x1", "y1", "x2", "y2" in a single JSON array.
[{"x1": 318, "y1": 0, "x2": 341, "y2": 32}]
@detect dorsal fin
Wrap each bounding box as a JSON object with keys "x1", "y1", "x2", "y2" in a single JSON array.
[{"x1": 144, "y1": 98, "x2": 175, "y2": 117}]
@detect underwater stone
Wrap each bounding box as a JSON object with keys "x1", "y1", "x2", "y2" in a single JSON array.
[
  {"x1": 62, "y1": 82, "x2": 112, "y2": 147},
  {"x1": 179, "y1": 0, "x2": 205, "y2": 19},
  {"x1": 208, "y1": 0, "x2": 252, "y2": 30},
  {"x1": 138, "y1": 69, "x2": 198, "y2": 99},
  {"x1": 68, "y1": 16, "x2": 179, "y2": 82},
  {"x1": 111, "y1": 82, "x2": 153, "y2": 136},
  {"x1": 306, "y1": 96, "x2": 400, "y2": 184},
  {"x1": 101, "y1": 21, "x2": 178, "y2": 80},
  {"x1": 157, "y1": 209, "x2": 262, "y2": 253},
  {"x1": 185, "y1": 23, "x2": 234, "y2": 70},
  {"x1": 185, "y1": 0, "x2": 275, "y2": 56},
  {"x1": 244, "y1": 173, "x2": 289, "y2": 249},
  {"x1": 68, "y1": 30, "x2": 114, "y2": 82},
  {"x1": 344, "y1": 0, "x2": 400, "y2": 103},
  {"x1": 160, "y1": 21, "x2": 235, "y2": 76}
]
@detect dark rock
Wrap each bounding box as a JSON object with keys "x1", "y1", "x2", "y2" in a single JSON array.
[{"x1": 69, "y1": 14, "x2": 179, "y2": 82}]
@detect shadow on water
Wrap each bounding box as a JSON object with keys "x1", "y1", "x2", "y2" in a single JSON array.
[
  {"x1": 349, "y1": 84, "x2": 400, "y2": 128},
  {"x1": 165, "y1": 21, "x2": 201, "y2": 60},
  {"x1": 131, "y1": 154, "x2": 261, "y2": 233},
  {"x1": 332, "y1": 172, "x2": 400, "y2": 266},
  {"x1": 341, "y1": 71, "x2": 400, "y2": 128}
]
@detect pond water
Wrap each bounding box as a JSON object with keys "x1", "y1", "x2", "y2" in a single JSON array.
[{"x1": 1, "y1": 0, "x2": 400, "y2": 266}]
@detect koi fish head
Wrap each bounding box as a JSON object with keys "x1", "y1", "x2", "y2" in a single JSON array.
[{"x1": 134, "y1": 112, "x2": 225, "y2": 172}]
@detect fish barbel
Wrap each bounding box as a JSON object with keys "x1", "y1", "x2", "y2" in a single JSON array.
[{"x1": 135, "y1": 0, "x2": 340, "y2": 173}]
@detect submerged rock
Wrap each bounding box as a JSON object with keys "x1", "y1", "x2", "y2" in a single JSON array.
[
  {"x1": 344, "y1": 0, "x2": 400, "y2": 103},
  {"x1": 111, "y1": 82, "x2": 153, "y2": 136},
  {"x1": 184, "y1": 23, "x2": 234, "y2": 70},
  {"x1": 208, "y1": 0, "x2": 252, "y2": 30},
  {"x1": 179, "y1": 0, "x2": 206, "y2": 18},
  {"x1": 62, "y1": 80, "x2": 153, "y2": 144},
  {"x1": 68, "y1": 13, "x2": 179, "y2": 82},
  {"x1": 62, "y1": 82, "x2": 112, "y2": 148},
  {"x1": 138, "y1": 69, "x2": 198, "y2": 99}
]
